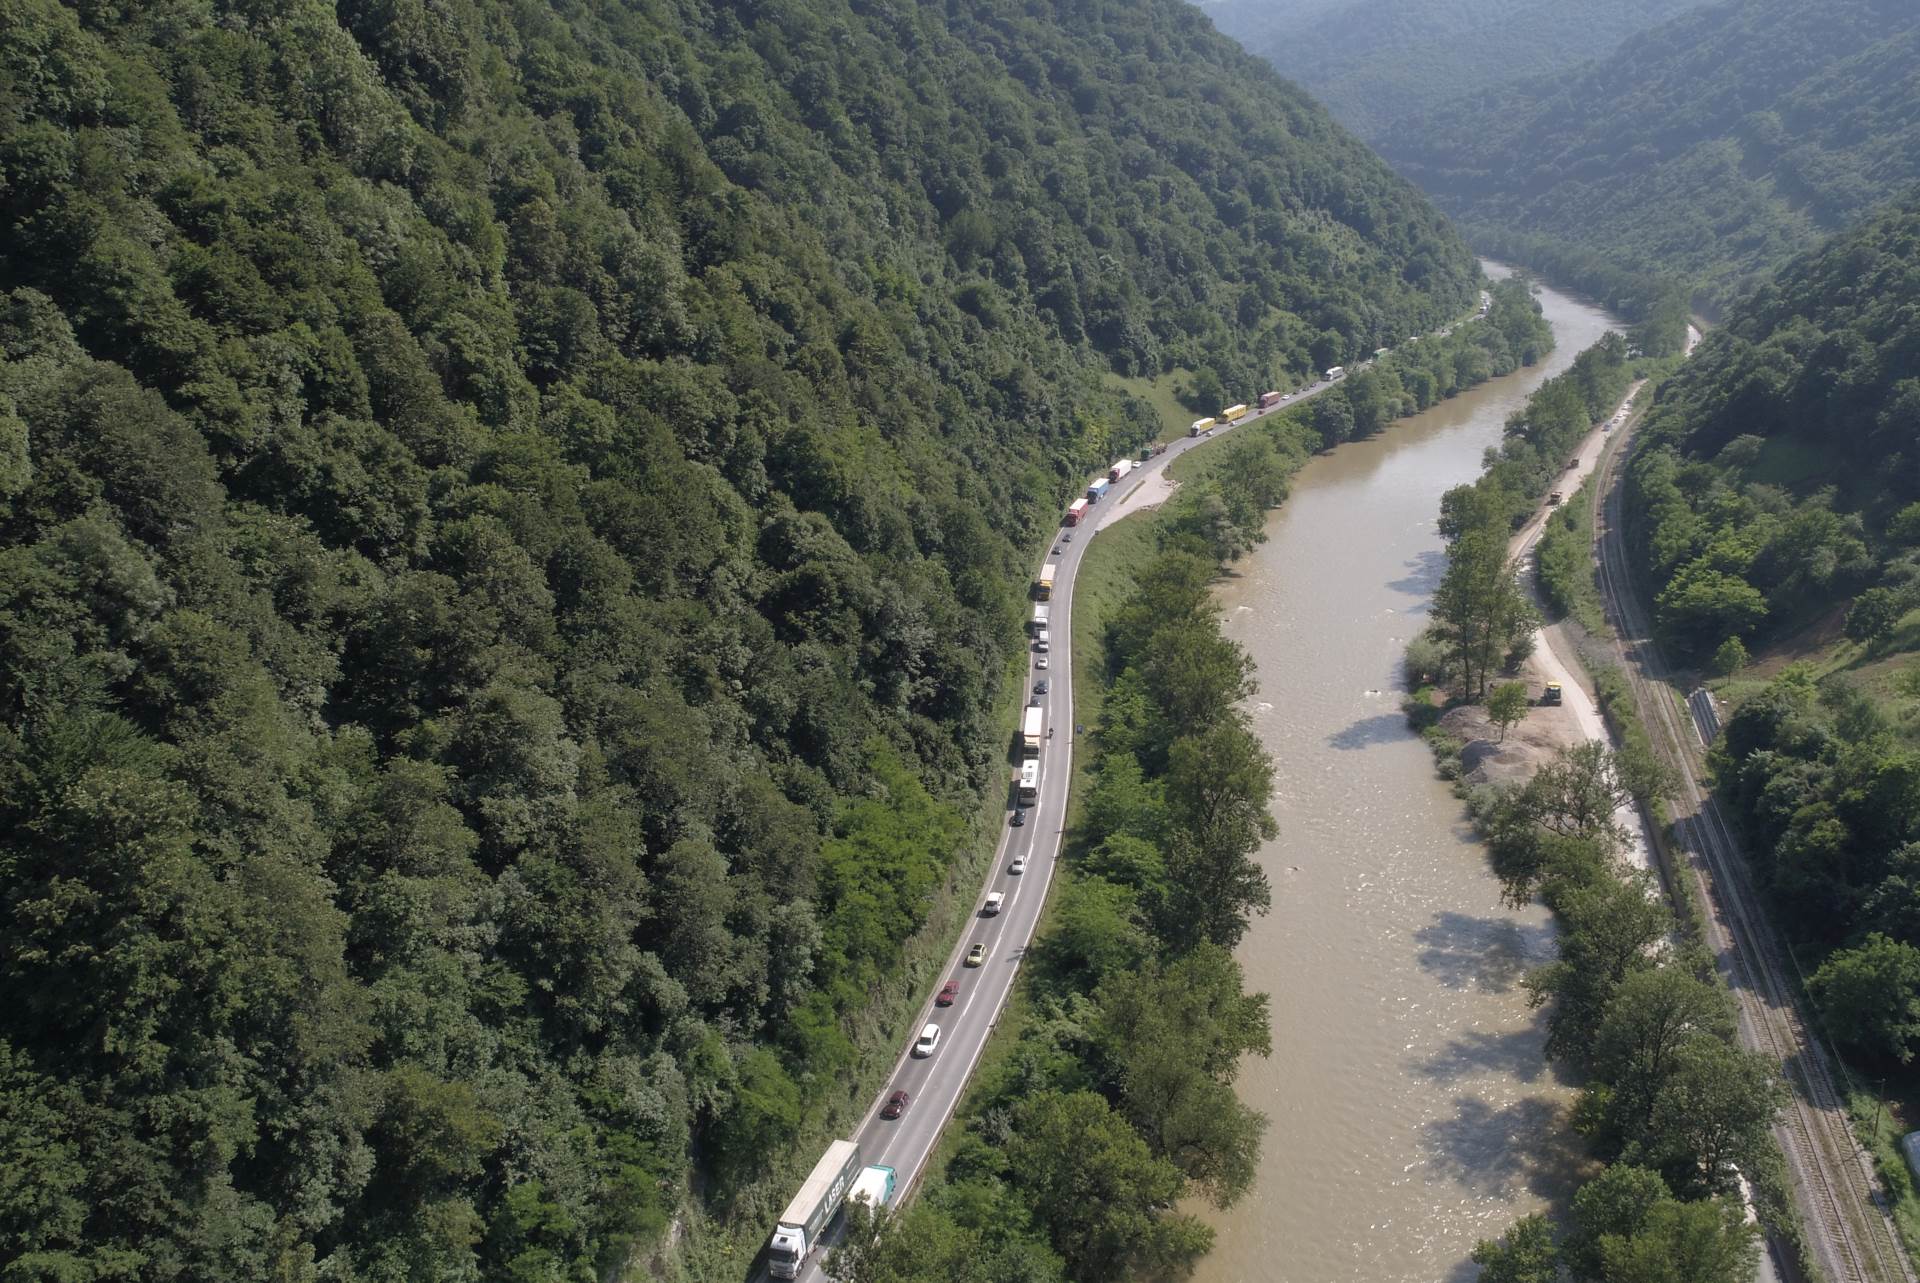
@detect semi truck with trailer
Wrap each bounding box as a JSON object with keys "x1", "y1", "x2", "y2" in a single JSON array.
[
  {"x1": 1022, "y1": 706, "x2": 1044, "y2": 757},
  {"x1": 1188, "y1": 417, "x2": 1215, "y2": 437},
  {"x1": 1030, "y1": 603, "x2": 1049, "y2": 633},
  {"x1": 1324, "y1": 365, "x2": 1345, "y2": 381},
  {"x1": 1064, "y1": 497, "x2": 1090, "y2": 525},
  {"x1": 1108, "y1": 458, "x2": 1134, "y2": 483},
  {"x1": 1219, "y1": 403, "x2": 1249, "y2": 423},
  {"x1": 1086, "y1": 477, "x2": 1110, "y2": 502},
  {"x1": 768, "y1": 1140, "x2": 863, "y2": 1279},
  {"x1": 1258, "y1": 390, "x2": 1283, "y2": 409}
]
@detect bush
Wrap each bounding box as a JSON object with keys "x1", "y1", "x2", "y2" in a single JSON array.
[
  {"x1": 1404, "y1": 627, "x2": 1453, "y2": 689},
  {"x1": 1711, "y1": 636, "x2": 1749, "y2": 676}
]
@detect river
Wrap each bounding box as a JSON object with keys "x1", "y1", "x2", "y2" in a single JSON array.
[{"x1": 1195, "y1": 271, "x2": 1622, "y2": 1282}]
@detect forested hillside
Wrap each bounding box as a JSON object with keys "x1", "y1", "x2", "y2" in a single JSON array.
[
  {"x1": 1621, "y1": 195, "x2": 1920, "y2": 1065},
  {"x1": 0, "y1": 0, "x2": 1475, "y2": 1274},
  {"x1": 1624, "y1": 193, "x2": 1920, "y2": 663},
  {"x1": 1381, "y1": 0, "x2": 1920, "y2": 314},
  {"x1": 1204, "y1": 0, "x2": 1704, "y2": 139}
]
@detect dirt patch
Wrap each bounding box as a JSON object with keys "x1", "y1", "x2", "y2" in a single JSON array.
[
  {"x1": 1440, "y1": 698, "x2": 1588, "y2": 790},
  {"x1": 1742, "y1": 602, "x2": 1848, "y2": 680}
]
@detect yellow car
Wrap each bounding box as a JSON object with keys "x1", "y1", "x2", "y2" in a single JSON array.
[{"x1": 965, "y1": 942, "x2": 988, "y2": 967}]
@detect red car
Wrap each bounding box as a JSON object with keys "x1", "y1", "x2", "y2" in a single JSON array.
[
  {"x1": 936, "y1": 980, "x2": 960, "y2": 1007},
  {"x1": 881, "y1": 1089, "x2": 910, "y2": 1120}
]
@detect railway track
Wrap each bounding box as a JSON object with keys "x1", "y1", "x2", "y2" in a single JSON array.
[{"x1": 1588, "y1": 419, "x2": 1914, "y2": 1283}]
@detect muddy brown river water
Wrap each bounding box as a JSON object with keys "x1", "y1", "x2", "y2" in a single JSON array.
[{"x1": 1194, "y1": 270, "x2": 1622, "y2": 1282}]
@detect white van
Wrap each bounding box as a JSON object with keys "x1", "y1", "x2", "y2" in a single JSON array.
[
  {"x1": 982, "y1": 892, "x2": 1005, "y2": 916},
  {"x1": 1035, "y1": 628, "x2": 1050, "y2": 654},
  {"x1": 913, "y1": 1024, "x2": 941, "y2": 1057}
]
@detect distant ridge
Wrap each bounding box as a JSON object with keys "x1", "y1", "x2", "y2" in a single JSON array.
[
  {"x1": 1380, "y1": 0, "x2": 1920, "y2": 312},
  {"x1": 1204, "y1": 0, "x2": 1707, "y2": 138}
]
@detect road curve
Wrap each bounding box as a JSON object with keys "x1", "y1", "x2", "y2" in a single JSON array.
[{"x1": 778, "y1": 376, "x2": 1346, "y2": 1283}]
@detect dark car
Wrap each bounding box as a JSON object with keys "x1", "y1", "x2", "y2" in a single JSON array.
[
  {"x1": 1034, "y1": 680, "x2": 1049, "y2": 695},
  {"x1": 1052, "y1": 545, "x2": 1062, "y2": 555},
  {"x1": 881, "y1": 1090, "x2": 910, "y2": 1120},
  {"x1": 936, "y1": 979, "x2": 959, "y2": 1006},
  {"x1": 1010, "y1": 809, "x2": 1026, "y2": 827}
]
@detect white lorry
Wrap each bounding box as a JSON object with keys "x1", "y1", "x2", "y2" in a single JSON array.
[
  {"x1": 768, "y1": 1140, "x2": 863, "y2": 1279},
  {"x1": 1021, "y1": 706, "x2": 1044, "y2": 757},
  {"x1": 847, "y1": 1164, "x2": 897, "y2": 1214}
]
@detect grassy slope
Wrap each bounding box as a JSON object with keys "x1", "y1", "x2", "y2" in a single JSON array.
[{"x1": 1102, "y1": 370, "x2": 1206, "y2": 445}]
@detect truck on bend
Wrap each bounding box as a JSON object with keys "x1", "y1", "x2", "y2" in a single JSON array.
[
  {"x1": 1065, "y1": 497, "x2": 1090, "y2": 526},
  {"x1": 1086, "y1": 477, "x2": 1110, "y2": 503},
  {"x1": 1036, "y1": 563, "x2": 1056, "y2": 600},
  {"x1": 1188, "y1": 417, "x2": 1215, "y2": 437},
  {"x1": 1219, "y1": 402, "x2": 1249, "y2": 424},
  {"x1": 1108, "y1": 458, "x2": 1134, "y2": 483},
  {"x1": 768, "y1": 1140, "x2": 863, "y2": 1279}
]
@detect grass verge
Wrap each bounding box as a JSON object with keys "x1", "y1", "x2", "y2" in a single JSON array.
[
  {"x1": 1102, "y1": 368, "x2": 1203, "y2": 444},
  {"x1": 1536, "y1": 474, "x2": 1608, "y2": 635},
  {"x1": 1850, "y1": 1087, "x2": 1920, "y2": 1265}
]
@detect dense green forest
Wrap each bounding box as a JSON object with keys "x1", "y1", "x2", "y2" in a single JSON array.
[
  {"x1": 1623, "y1": 194, "x2": 1920, "y2": 1068},
  {"x1": 1205, "y1": 0, "x2": 1703, "y2": 140},
  {"x1": 1624, "y1": 194, "x2": 1920, "y2": 665},
  {"x1": 1381, "y1": 0, "x2": 1920, "y2": 315},
  {"x1": 0, "y1": 0, "x2": 1477, "y2": 1274}
]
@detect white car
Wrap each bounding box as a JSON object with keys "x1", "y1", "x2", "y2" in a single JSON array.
[
  {"x1": 1036, "y1": 656, "x2": 1049, "y2": 670},
  {"x1": 982, "y1": 892, "x2": 1005, "y2": 916},
  {"x1": 913, "y1": 1024, "x2": 941, "y2": 1057},
  {"x1": 1009, "y1": 856, "x2": 1027, "y2": 875}
]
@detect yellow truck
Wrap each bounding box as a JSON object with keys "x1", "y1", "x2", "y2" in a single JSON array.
[{"x1": 1219, "y1": 403, "x2": 1249, "y2": 423}]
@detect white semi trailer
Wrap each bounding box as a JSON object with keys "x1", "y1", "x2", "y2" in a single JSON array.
[{"x1": 768, "y1": 1140, "x2": 863, "y2": 1279}]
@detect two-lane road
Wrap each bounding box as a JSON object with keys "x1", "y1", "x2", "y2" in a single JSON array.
[{"x1": 780, "y1": 371, "x2": 1362, "y2": 1283}]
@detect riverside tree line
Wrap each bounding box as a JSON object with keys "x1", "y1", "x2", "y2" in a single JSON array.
[{"x1": 1404, "y1": 325, "x2": 1786, "y2": 1279}]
